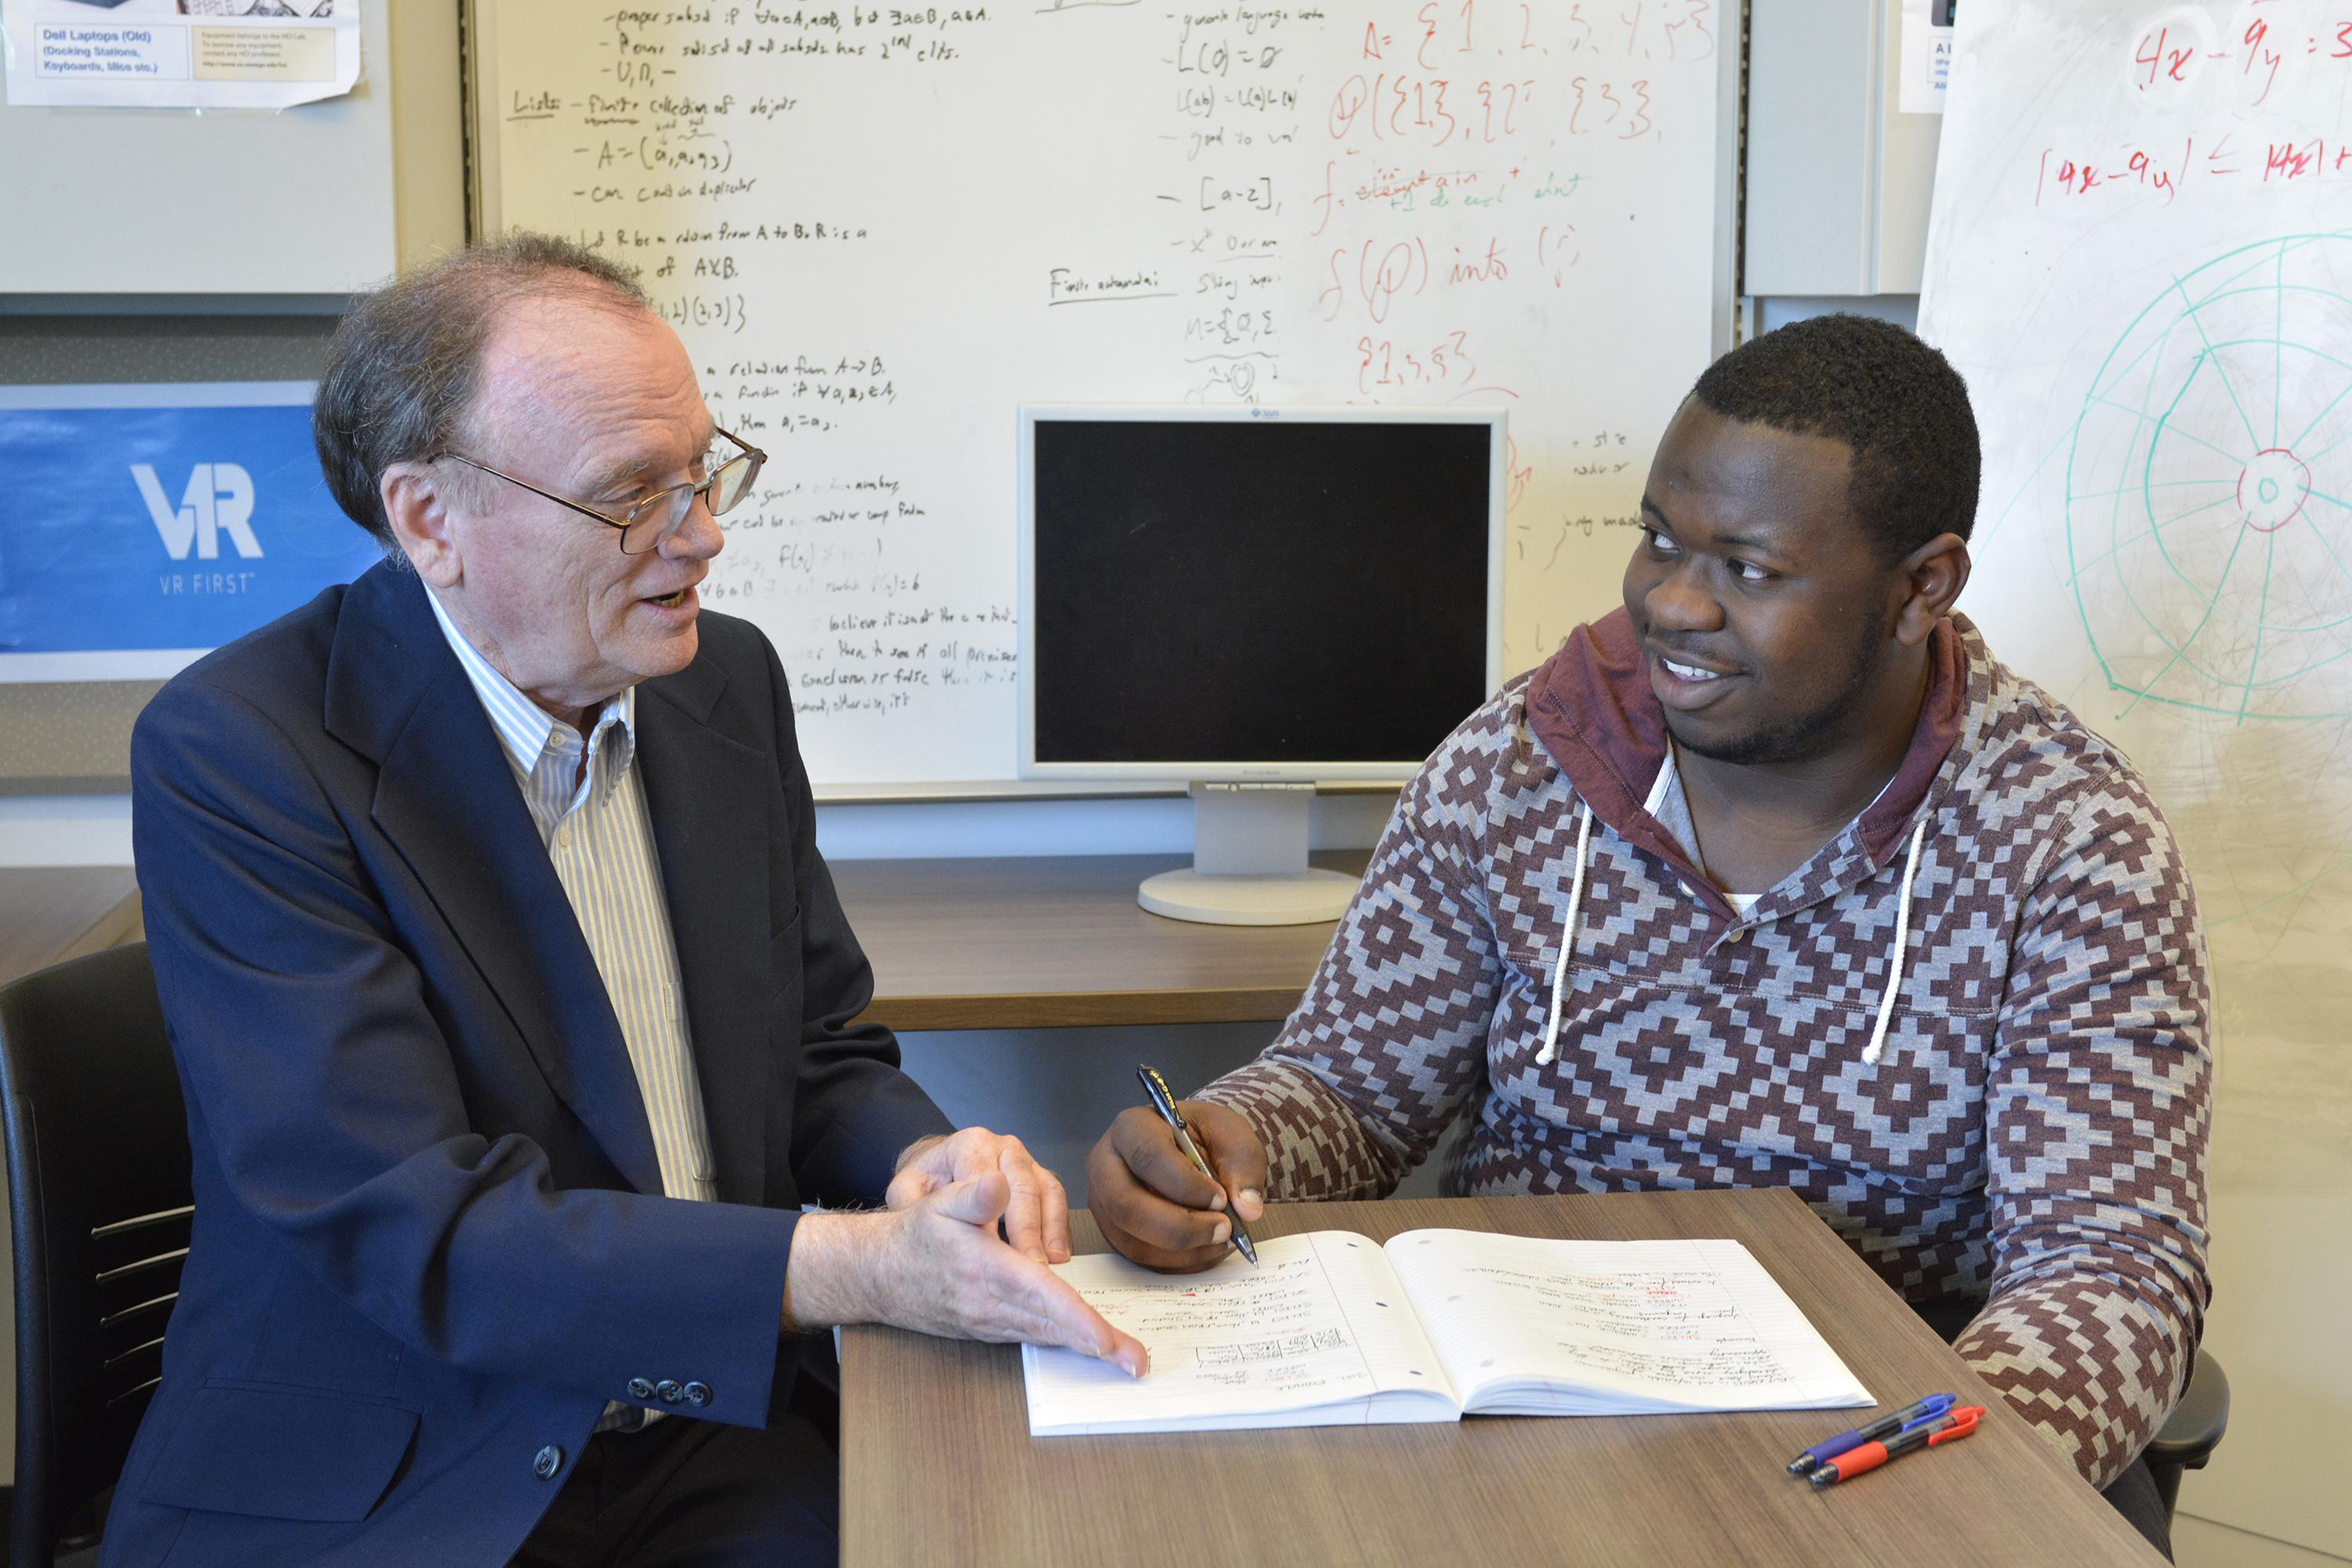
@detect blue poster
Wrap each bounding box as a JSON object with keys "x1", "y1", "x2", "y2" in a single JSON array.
[{"x1": 0, "y1": 383, "x2": 387, "y2": 681}]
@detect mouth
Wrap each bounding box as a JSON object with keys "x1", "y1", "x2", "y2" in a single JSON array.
[
  {"x1": 639, "y1": 583, "x2": 699, "y2": 617},
  {"x1": 1646, "y1": 643, "x2": 1743, "y2": 709}
]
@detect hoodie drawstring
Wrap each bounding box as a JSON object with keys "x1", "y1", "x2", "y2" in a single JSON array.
[
  {"x1": 1534, "y1": 802, "x2": 1594, "y2": 1068},
  {"x1": 1533, "y1": 802, "x2": 1926, "y2": 1070},
  {"x1": 1861, "y1": 816, "x2": 1929, "y2": 1067}
]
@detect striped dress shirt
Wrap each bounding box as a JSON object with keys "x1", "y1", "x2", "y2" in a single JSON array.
[{"x1": 424, "y1": 590, "x2": 720, "y2": 1427}]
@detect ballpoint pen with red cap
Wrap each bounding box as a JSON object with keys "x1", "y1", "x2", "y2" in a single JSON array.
[
  {"x1": 1809, "y1": 1406, "x2": 1986, "y2": 1486},
  {"x1": 1787, "y1": 1392, "x2": 1958, "y2": 1476}
]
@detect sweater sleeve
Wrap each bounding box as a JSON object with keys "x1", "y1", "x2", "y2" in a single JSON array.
[
  {"x1": 1195, "y1": 726, "x2": 1507, "y2": 1200},
  {"x1": 1955, "y1": 778, "x2": 2213, "y2": 1489}
]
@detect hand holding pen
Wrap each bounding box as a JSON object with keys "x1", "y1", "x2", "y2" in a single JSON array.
[
  {"x1": 1134, "y1": 1066, "x2": 1258, "y2": 1265},
  {"x1": 1084, "y1": 1066, "x2": 1269, "y2": 1272}
]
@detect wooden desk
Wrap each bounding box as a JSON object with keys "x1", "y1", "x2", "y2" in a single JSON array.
[
  {"x1": 830, "y1": 853, "x2": 1367, "y2": 1032},
  {"x1": 0, "y1": 867, "x2": 142, "y2": 989},
  {"x1": 0, "y1": 851, "x2": 1357, "y2": 1032},
  {"x1": 839, "y1": 1190, "x2": 2164, "y2": 1568}
]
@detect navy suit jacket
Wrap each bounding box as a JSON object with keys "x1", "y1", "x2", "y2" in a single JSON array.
[{"x1": 107, "y1": 562, "x2": 952, "y2": 1567}]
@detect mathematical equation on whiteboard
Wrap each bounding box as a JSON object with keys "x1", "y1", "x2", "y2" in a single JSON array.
[
  {"x1": 488, "y1": 0, "x2": 1722, "y2": 771},
  {"x1": 2034, "y1": 5, "x2": 2352, "y2": 205}
]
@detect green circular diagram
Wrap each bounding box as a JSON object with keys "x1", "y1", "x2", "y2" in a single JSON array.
[{"x1": 2067, "y1": 234, "x2": 2352, "y2": 721}]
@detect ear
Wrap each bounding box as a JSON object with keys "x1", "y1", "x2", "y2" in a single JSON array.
[
  {"x1": 379, "y1": 461, "x2": 466, "y2": 590},
  {"x1": 1890, "y1": 532, "x2": 1971, "y2": 647}
]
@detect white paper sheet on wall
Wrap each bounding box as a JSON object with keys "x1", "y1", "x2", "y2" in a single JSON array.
[
  {"x1": 1918, "y1": 3, "x2": 2352, "y2": 1555},
  {"x1": 0, "y1": 0, "x2": 359, "y2": 110}
]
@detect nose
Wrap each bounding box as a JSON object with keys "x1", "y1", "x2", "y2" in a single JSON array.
[
  {"x1": 661, "y1": 493, "x2": 726, "y2": 562},
  {"x1": 1642, "y1": 557, "x2": 1723, "y2": 636}
]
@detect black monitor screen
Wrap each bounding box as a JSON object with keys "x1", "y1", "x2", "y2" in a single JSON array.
[{"x1": 1031, "y1": 418, "x2": 1494, "y2": 767}]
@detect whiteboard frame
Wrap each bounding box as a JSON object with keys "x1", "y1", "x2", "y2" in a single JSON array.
[
  {"x1": 1015, "y1": 403, "x2": 1507, "y2": 785},
  {"x1": 461, "y1": 3, "x2": 1744, "y2": 798}
]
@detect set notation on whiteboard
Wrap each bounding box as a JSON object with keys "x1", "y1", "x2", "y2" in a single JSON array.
[{"x1": 478, "y1": 0, "x2": 1726, "y2": 783}]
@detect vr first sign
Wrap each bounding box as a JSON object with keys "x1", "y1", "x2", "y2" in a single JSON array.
[{"x1": 0, "y1": 383, "x2": 387, "y2": 682}]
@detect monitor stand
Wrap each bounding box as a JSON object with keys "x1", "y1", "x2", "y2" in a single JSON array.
[{"x1": 1137, "y1": 782, "x2": 1359, "y2": 927}]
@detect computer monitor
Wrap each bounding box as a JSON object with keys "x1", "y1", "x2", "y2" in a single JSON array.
[{"x1": 1018, "y1": 405, "x2": 1506, "y2": 925}]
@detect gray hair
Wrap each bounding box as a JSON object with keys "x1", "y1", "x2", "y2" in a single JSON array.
[{"x1": 314, "y1": 231, "x2": 652, "y2": 546}]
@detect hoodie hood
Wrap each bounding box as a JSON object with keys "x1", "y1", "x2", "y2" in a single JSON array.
[
  {"x1": 1521, "y1": 604, "x2": 1976, "y2": 1072},
  {"x1": 1520, "y1": 604, "x2": 1972, "y2": 917}
]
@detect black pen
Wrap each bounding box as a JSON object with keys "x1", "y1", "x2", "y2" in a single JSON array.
[{"x1": 1135, "y1": 1065, "x2": 1258, "y2": 1266}]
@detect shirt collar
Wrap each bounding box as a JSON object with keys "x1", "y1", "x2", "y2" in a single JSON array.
[{"x1": 423, "y1": 585, "x2": 636, "y2": 778}]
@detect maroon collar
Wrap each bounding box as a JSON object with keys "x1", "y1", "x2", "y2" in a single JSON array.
[{"x1": 1523, "y1": 607, "x2": 1972, "y2": 903}]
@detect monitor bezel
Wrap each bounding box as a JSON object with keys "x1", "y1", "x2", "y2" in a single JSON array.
[{"x1": 1017, "y1": 403, "x2": 1508, "y2": 784}]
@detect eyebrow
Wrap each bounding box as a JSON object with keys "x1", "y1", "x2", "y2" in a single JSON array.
[
  {"x1": 578, "y1": 421, "x2": 720, "y2": 501},
  {"x1": 1638, "y1": 500, "x2": 1792, "y2": 561}
]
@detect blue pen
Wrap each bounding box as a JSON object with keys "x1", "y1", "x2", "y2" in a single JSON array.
[{"x1": 1785, "y1": 1393, "x2": 1958, "y2": 1476}]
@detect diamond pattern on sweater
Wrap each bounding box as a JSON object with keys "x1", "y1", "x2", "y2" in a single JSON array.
[{"x1": 1195, "y1": 624, "x2": 2211, "y2": 1490}]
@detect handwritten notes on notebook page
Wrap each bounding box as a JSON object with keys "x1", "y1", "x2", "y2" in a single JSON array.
[
  {"x1": 1023, "y1": 1232, "x2": 1457, "y2": 1436},
  {"x1": 1384, "y1": 1230, "x2": 1871, "y2": 1416},
  {"x1": 471, "y1": 2, "x2": 1728, "y2": 786},
  {"x1": 1022, "y1": 1229, "x2": 1870, "y2": 1436}
]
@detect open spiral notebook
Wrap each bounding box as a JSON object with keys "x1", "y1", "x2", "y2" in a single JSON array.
[{"x1": 1022, "y1": 1229, "x2": 1871, "y2": 1436}]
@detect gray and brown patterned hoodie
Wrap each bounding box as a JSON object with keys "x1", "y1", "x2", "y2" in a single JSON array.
[{"x1": 1196, "y1": 606, "x2": 2211, "y2": 1489}]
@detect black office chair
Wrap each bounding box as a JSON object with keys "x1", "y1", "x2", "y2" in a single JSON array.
[
  {"x1": 2147, "y1": 1348, "x2": 2230, "y2": 1519},
  {"x1": 0, "y1": 943, "x2": 191, "y2": 1568}
]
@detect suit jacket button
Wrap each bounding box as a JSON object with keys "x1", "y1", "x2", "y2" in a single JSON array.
[
  {"x1": 683, "y1": 1381, "x2": 712, "y2": 1406},
  {"x1": 656, "y1": 1380, "x2": 684, "y2": 1405},
  {"x1": 627, "y1": 1377, "x2": 655, "y2": 1400},
  {"x1": 533, "y1": 1446, "x2": 564, "y2": 1480}
]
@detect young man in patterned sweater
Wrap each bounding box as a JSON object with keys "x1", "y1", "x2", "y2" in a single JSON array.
[{"x1": 1086, "y1": 314, "x2": 2209, "y2": 1555}]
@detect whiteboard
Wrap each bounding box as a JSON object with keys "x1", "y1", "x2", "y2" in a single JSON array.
[
  {"x1": 1918, "y1": 1, "x2": 2352, "y2": 1553},
  {"x1": 470, "y1": 0, "x2": 1733, "y2": 787}
]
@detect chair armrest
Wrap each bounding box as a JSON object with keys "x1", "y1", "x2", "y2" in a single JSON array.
[{"x1": 2147, "y1": 1351, "x2": 2230, "y2": 1472}]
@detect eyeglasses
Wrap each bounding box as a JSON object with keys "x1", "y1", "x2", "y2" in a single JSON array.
[{"x1": 434, "y1": 426, "x2": 767, "y2": 554}]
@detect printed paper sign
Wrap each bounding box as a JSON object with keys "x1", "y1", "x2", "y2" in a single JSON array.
[
  {"x1": 1901, "y1": 0, "x2": 1955, "y2": 114},
  {"x1": 1, "y1": 0, "x2": 358, "y2": 110},
  {"x1": 0, "y1": 383, "x2": 386, "y2": 681}
]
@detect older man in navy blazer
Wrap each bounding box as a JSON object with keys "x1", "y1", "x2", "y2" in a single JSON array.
[{"x1": 110, "y1": 234, "x2": 1144, "y2": 1568}]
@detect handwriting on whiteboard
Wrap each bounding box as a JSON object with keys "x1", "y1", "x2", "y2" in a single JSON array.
[
  {"x1": 486, "y1": 0, "x2": 1724, "y2": 775},
  {"x1": 2027, "y1": 5, "x2": 2352, "y2": 209}
]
